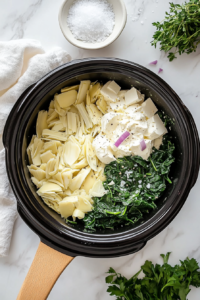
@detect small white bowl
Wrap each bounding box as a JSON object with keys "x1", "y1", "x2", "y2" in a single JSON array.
[{"x1": 58, "y1": 0, "x2": 127, "y2": 50}]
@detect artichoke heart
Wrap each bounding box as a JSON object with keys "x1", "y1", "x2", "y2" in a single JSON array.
[
  {"x1": 76, "y1": 196, "x2": 93, "y2": 213},
  {"x1": 40, "y1": 150, "x2": 56, "y2": 164},
  {"x1": 69, "y1": 167, "x2": 91, "y2": 192},
  {"x1": 76, "y1": 80, "x2": 91, "y2": 104},
  {"x1": 89, "y1": 179, "x2": 107, "y2": 197},
  {"x1": 63, "y1": 141, "x2": 81, "y2": 166},
  {"x1": 72, "y1": 209, "x2": 85, "y2": 221},
  {"x1": 86, "y1": 104, "x2": 103, "y2": 126},
  {"x1": 96, "y1": 96, "x2": 108, "y2": 114},
  {"x1": 37, "y1": 182, "x2": 63, "y2": 194},
  {"x1": 76, "y1": 102, "x2": 93, "y2": 129},
  {"x1": 59, "y1": 196, "x2": 78, "y2": 218},
  {"x1": 55, "y1": 90, "x2": 77, "y2": 108},
  {"x1": 36, "y1": 111, "x2": 48, "y2": 138},
  {"x1": 86, "y1": 137, "x2": 98, "y2": 171},
  {"x1": 61, "y1": 85, "x2": 79, "y2": 93},
  {"x1": 89, "y1": 82, "x2": 101, "y2": 103},
  {"x1": 42, "y1": 129, "x2": 68, "y2": 142},
  {"x1": 26, "y1": 79, "x2": 115, "y2": 222}
]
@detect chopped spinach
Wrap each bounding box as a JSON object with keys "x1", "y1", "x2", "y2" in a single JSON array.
[
  {"x1": 82, "y1": 135, "x2": 175, "y2": 232},
  {"x1": 158, "y1": 111, "x2": 175, "y2": 127},
  {"x1": 106, "y1": 253, "x2": 200, "y2": 300}
]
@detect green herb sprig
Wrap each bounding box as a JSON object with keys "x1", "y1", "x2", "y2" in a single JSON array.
[
  {"x1": 151, "y1": 0, "x2": 200, "y2": 61},
  {"x1": 106, "y1": 253, "x2": 200, "y2": 300}
]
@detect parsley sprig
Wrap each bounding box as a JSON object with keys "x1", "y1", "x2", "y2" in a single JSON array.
[
  {"x1": 151, "y1": 0, "x2": 200, "y2": 61},
  {"x1": 106, "y1": 253, "x2": 200, "y2": 300}
]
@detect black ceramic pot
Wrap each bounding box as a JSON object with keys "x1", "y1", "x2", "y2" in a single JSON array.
[{"x1": 3, "y1": 58, "x2": 200, "y2": 299}]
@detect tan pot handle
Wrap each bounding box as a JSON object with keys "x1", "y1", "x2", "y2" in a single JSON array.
[{"x1": 17, "y1": 241, "x2": 74, "y2": 300}]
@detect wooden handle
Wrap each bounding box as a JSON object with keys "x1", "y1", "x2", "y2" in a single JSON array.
[{"x1": 17, "y1": 241, "x2": 74, "y2": 300}]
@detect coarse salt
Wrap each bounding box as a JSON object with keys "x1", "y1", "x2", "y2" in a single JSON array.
[
  {"x1": 120, "y1": 180, "x2": 126, "y2": 187},
  {"x1": 67, "y1": 0, "x2": 115, "y2": 43}
]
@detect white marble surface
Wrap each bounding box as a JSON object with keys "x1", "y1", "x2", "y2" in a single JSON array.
[{"x1": 1, "y1": 0, "x2": 200, "y2": 299}]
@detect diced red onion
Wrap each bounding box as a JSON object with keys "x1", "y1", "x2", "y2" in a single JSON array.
[
  {"x1": 149, "y1": 60, "x2": 158, "y2": 65},
  {"x1": 158, "y1": 68, "x2": 163, "y2": 74},
  {"x1": 140, "y1": 139, "x2": 146, "y2": 151},
  {"x1": 114, "y1": 131, "x2": 130, "y2": 147}
]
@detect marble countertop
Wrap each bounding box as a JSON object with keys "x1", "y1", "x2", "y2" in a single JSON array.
[{"x1": 1, "y1": 0, "x2": 200, "y2": 299}]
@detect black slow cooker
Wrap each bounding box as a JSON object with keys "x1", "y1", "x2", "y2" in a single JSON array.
[
  {"x1": 3, "y1": 58, "x2": 200, "y2": 299},
  {"x1": 3, "y1": 58, "x2": 200, "y2": 257}
]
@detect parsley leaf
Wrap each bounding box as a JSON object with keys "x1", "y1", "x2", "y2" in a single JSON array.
[
  {"x1": 106, "y1": 253, "x2": 200, "y2": 300},
  {"x1": 151, "y1": 0, "x2": 200, "y2": 61}
]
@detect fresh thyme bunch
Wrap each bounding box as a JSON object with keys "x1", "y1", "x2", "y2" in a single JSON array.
[{"x1": 151, "y1": 0, "x2": 200, "y2": 61}]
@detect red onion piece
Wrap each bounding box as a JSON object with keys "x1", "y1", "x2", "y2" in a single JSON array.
[
  {"x1": 114, "y1": 131, "x2": 130, "y2": 148},
  {"x1": 149, "y1": 60, "x2": 158, "y2": 65},
  {"x1": 158, "y1": 68, "x2": 163, "y2": 74},
  {"x1": 140, "y1": 139, "x2": 147, "y2": 151}
]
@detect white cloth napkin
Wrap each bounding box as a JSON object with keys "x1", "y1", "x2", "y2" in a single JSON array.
[{"x1": 0, "y1": 39, "x2": 71, "y2": 257}]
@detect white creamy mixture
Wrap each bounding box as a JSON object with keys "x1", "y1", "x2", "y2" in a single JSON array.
[{"x1": 93, "y1": 81, "x2": 167, "y2": 164}]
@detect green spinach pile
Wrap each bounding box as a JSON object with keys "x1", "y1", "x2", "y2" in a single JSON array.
[
  {"x1": 83, "y1": 135, "x2": 175, "y2": 232},
  {"x1": 106, "y1": 253, "x2": 200, "y2": 300},
  {"x1": 151, "y1": 0, "x2": 200, "y2": 61}
]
